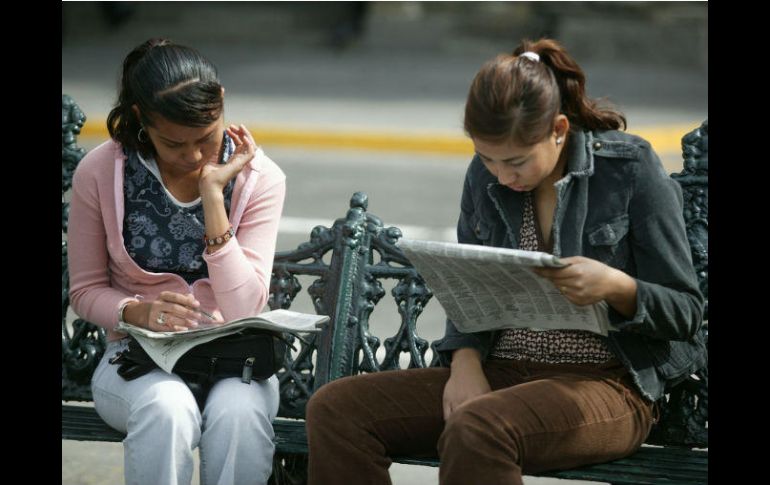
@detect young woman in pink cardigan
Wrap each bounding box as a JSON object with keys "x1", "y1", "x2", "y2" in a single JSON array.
[{"x1": 68, "y1": 38, "x2": 286, "y2": 485}]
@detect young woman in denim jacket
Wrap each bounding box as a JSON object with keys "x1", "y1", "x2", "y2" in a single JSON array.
[
  {"x1": 305, "y1": 38, "x2": 706, "y2": 485},
  {"x1": 68, "y1": 39, "x2": 286, "y2": 485}
]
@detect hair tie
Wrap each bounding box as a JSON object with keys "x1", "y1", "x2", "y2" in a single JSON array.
[{"x1": 519, "y1": 51, "x2": 540, "y2": 62}]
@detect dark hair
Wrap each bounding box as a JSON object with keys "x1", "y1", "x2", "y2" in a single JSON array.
[
  {"x1": 464, "y1": 38, "x2": 626, "y2": 146},
  {"x1": 107, "y1": 38, "x2": 224, "y2": 157}
]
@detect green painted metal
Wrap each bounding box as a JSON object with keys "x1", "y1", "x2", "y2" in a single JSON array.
[
  {"x1": 324, "y1": 201, "x2": 366, "y2": 385},
  {"x1": 62, "y1": 94, "x2": 107, "y2": 403},
  {"x1": 647, "y1": 120, "x2": 708, "y2": 450},
  {"x1": 62, "y1": 405, "x2": 124, "y2": 442},
  {"x1": 63, "y1": 403, "x2": 708, "y2": 484},
  {"x1": 391, "y1": 445, "x2": 708, "y2": 484}
]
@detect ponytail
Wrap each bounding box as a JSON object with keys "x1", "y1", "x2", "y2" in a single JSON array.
[
  {"x1": 464, "y1": 38, "x2": 625, "y2": 145},
  {"x1": 517, "y1": 38, "x2": 626, "y2": 131}
]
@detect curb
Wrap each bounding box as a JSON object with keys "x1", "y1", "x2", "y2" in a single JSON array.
[{"x1": 78, "y1": 120, "x2": 698, "y2": 155}]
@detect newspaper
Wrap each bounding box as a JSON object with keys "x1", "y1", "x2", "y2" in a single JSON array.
[
  {"x1": 117, "y1": 309, "x2": 328, "y2": 373},
  {"x1": 398, "y1": 239, "x2": 614, "y2": 336}
]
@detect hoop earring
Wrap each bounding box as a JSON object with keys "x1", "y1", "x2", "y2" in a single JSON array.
[{"x1": 137, "y1": 127, "x2": 148, "y2": 143}]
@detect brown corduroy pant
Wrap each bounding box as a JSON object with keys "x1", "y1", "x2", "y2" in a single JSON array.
[{"x1": 306, "y1": 358, "x2": 655, "y2": 485}]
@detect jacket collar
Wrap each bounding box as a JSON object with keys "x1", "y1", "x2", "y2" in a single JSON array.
[
  {"x1": 563, "y1": 128, "x2": 595, "y2": 180},
  {"x1": 485, "y1": 129, "x2": 595, "y2": 254}
]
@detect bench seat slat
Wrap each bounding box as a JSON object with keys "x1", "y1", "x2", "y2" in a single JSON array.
[
  {"x1": 392, "y1": 456, "x2": 707, "y2": 484},
  {"x1": 62, "y1": 405, "x2": 125, "y2": 442},
  {"x1": 546, "y1": 461, "x2": 707, "y2": 481},
  {"x1": 545, "y1": 470, "x2": 706, "y2": 485},
  {"x1": 65, "y1": 406, "x2": 708, "y2": 485}
]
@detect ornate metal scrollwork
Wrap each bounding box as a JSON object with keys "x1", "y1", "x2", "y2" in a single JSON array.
[
  {"x1": 354, "y1": 271, "x2": 386, "y2": 373},
  {"x1": 672, "y1": 119, "x2": 708, "y2": 320},
  {"x1": 382, "y1": 274, "x2": 433, "y2": 370},
  {"x1": 647, "y1": 327, "x2": 708, "y2": 448},
  {"x1": 648, "y1": 120, "x2": 709, "y2": 448},
  {"x1": 300, "y1": 192, "x2": 435, "y2": 382},
  {"x1": 352, "y1": 205, "x2": 434, "y2": 373},
  {"x1": 270, "y1": 239, "x2": 335, "y2": 418},
  {"x1": 62, "y1": 95, "x2": 106, "y2": 402},
  {"x1": 270, "y1": 267, "x2": 303, "y2": 310},
  {"x1": 276, "y1": 331, "x2": 318, "y2": 419},
  {"x1": 62, "y1": 94, "x2": 87, "y2": 233}
]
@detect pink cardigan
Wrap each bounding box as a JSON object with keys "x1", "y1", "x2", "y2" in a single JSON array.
[{"x1": 68, "y1": 140, "x2": 286, "y2": 342}]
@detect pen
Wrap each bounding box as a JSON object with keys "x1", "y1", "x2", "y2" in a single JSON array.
[{"x1": 199, "y1": 309, "x2": 217, "y2": 321}]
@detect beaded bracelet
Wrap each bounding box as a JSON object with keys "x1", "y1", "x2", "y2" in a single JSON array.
[{"x1": 204, "y1": 225, "x2": 235, "y2": 247}]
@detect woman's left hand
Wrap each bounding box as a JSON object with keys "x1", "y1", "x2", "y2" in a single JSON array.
[
  {"x1": 532, "y1": 256, "x2": 633, "y2": 307},
  {"x1": 199, "y1": 124, "x2": 256, "y2": 194}
]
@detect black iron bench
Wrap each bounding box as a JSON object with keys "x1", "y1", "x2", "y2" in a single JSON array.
[{"x1": 62, "y1": 94, "x2": 708, "y2": 484}]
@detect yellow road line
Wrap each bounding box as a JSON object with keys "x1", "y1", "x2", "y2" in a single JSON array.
[{"x1": 80, "y1": 120, "x2": 696, "y2": 155}]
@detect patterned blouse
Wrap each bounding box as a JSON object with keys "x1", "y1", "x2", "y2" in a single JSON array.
[
  {"x1": 123, "y1": 134, "x2": 235, "y2": 284},
  {"x1": 490, "y1": 191, "x2": 615, "y2": 364}
]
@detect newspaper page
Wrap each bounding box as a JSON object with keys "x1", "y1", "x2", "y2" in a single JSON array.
[
  {"x1": 398, "y1": 239, "x2": 612, "y2": 336},
  {"x1": 117, "y1": 309, "x2": 328, "y2": 373},
  {"x1": 119, "y1": 309, "x2": 328, "y2": 340}
]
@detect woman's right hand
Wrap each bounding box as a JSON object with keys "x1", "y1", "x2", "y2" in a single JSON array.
[
  {"x1": 122, "y1": 291, "x2": 203, "y2": 332},
  {"x1": 199, "y1": 124, "x2": 256, "y2": 195},
  {"x1": 443, "y1": 348, "x2": 491, "y2": 420}
]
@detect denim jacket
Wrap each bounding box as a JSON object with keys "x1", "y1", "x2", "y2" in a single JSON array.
[{"x1": 432, "y1": 128, "x2": 707, "y2": 402}]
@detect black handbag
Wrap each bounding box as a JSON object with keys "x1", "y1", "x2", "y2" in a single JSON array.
[{"x1": 110, "y1": 329, "x2": 287, "y2": 408}]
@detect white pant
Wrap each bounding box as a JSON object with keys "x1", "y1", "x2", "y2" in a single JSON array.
[{"x1": 92, "y1": 338, "x2": 280, "y2": 485}]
